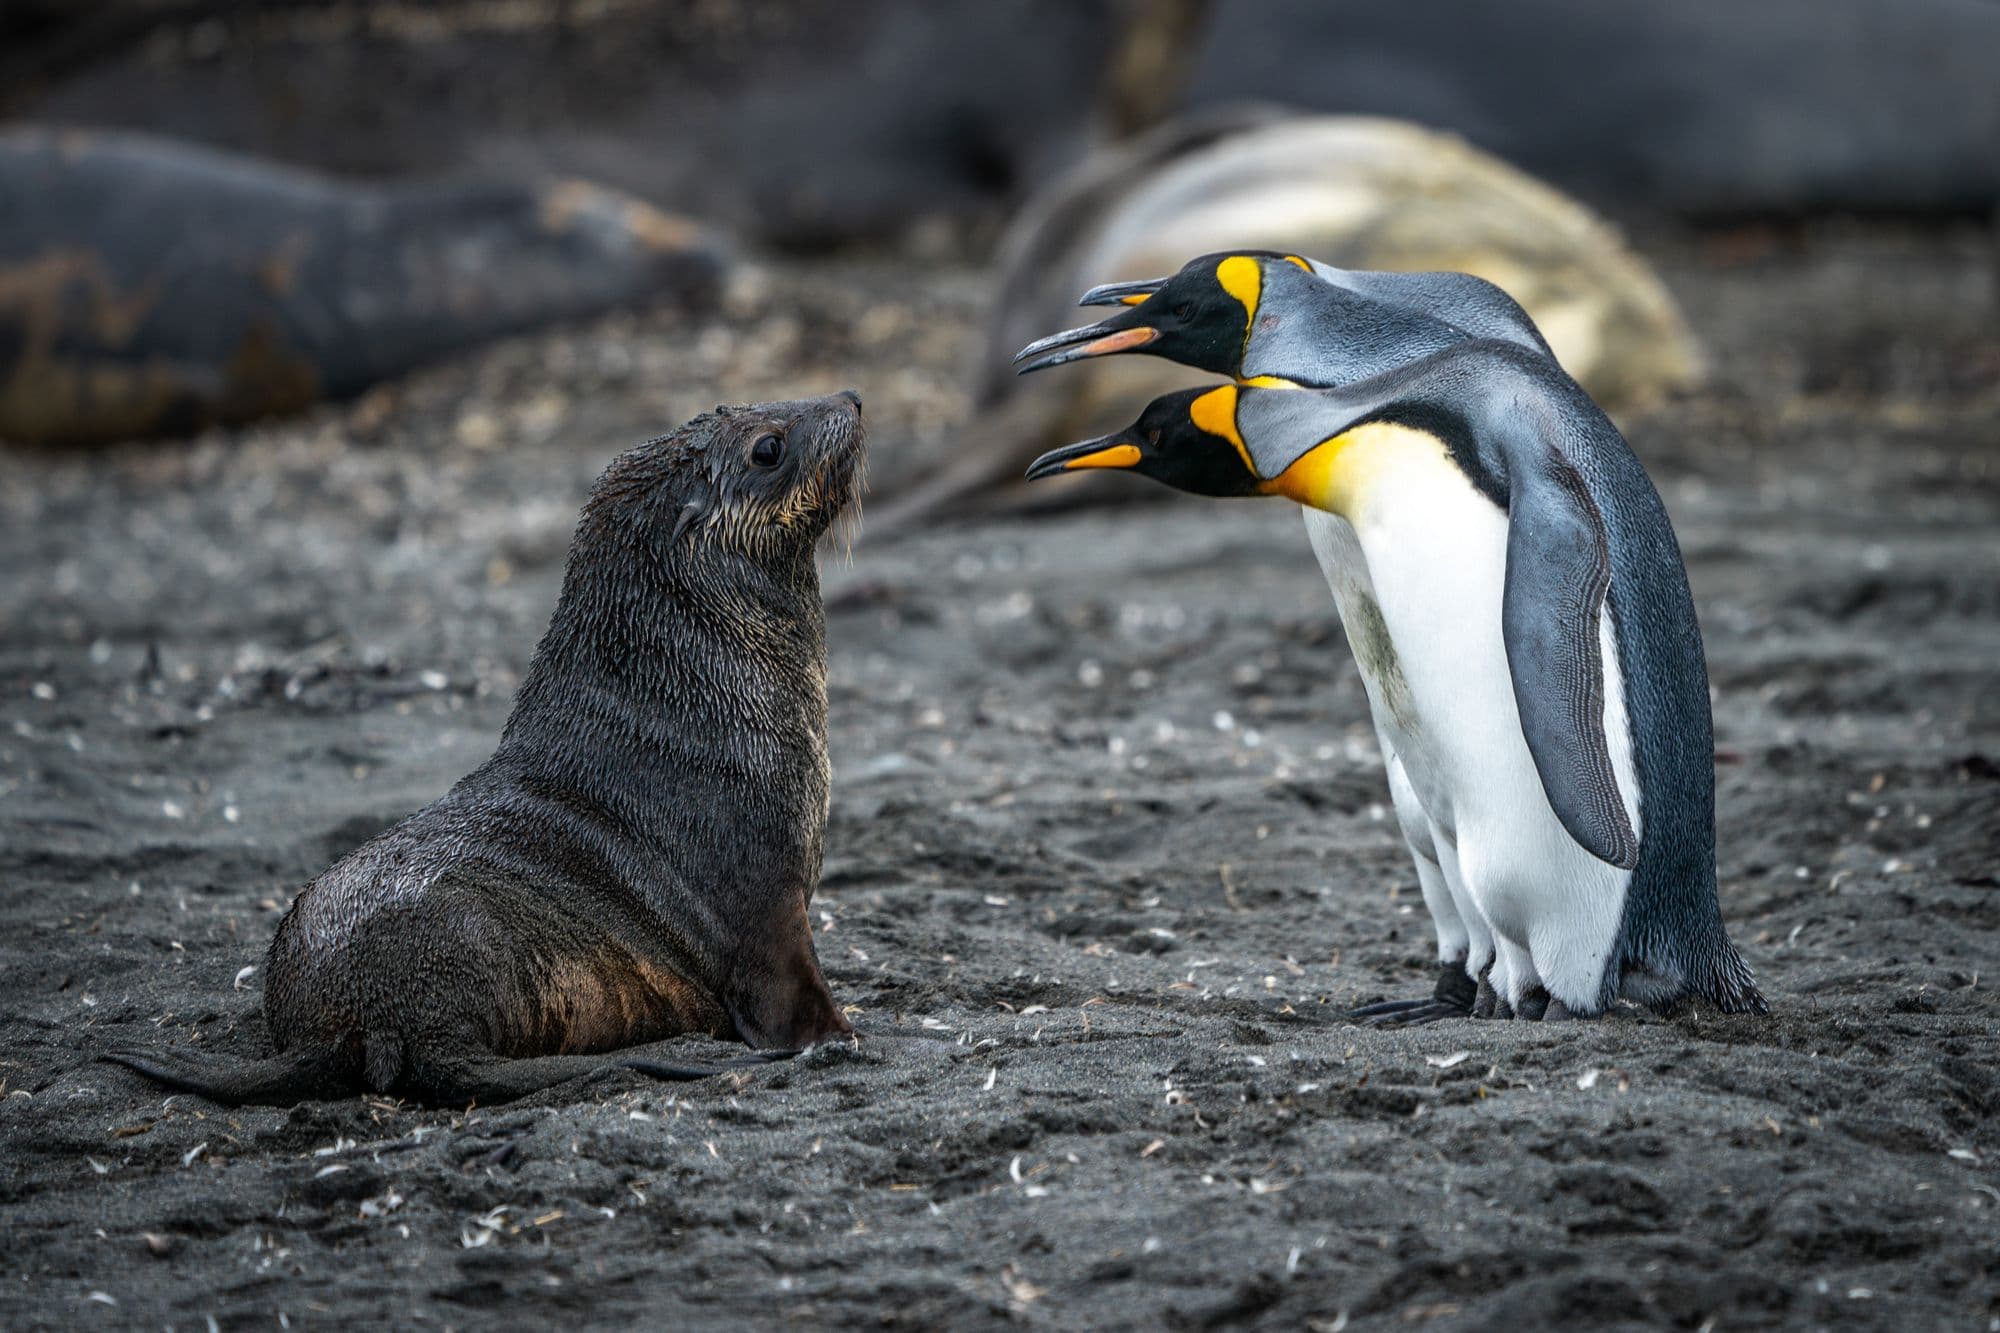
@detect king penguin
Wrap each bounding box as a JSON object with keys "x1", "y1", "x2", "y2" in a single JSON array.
[
  {"x1": 1019, "y1": 251, "x2": 1546, "y2": 1019},
  {"x1": 1016, "y1": 264, "x2": 1765, "y2": 1021},
  {"x1": 1012, "y1": 249, "x2": 1552, "y2": 386}
]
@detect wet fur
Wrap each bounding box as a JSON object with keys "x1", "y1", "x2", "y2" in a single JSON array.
[{"x1": 106, "y1": 394, "x2": 866, "y2": 1105}]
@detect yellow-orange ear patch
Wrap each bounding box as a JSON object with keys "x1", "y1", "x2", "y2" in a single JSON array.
[
  {"x1": 1189, "y1": 385, "x2": 1256, "y2": 474},
  {"x1": 1282, "y1": 254, "x2": 1313, "y2": 273},
  {"x1": 1215, "y1": 256, "x2": 1262, "y2": 338}
]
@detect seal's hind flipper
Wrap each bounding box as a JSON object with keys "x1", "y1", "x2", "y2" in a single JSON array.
[
  {"x1": 105, "y1": 1043, "x2": 797, "y2": 1107},
  {"x1": 101, "y1": 1047, "x2": 347, "y2": 1105},
  {"x1": 421, "y1": 1048, "x2": 797, "y2": 1104},
  {"x1": 620, "y1": 1049, "x2": 796, "y2": 1081}
]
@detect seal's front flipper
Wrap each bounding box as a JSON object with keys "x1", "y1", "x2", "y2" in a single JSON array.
[
  {"x1": 1501, "y1": 442, "x2": 1641, "y2": 870},
  {"x1": 101, "y1": 1047, "x2": 346, "y2": 1106},
  {"x1": 722, "y1": 897, "x2": 853, "y2": 1051}
]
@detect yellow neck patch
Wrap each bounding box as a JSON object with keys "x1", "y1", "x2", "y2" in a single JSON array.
[
  {"x1": 1215, "y1": 256, "x2": 1261, "y2": 341},
  {"x1": 1260, "y1": 421, "x2": 1450, "y2": 517},
  {"x1": 1188, "y1": 384, "x2": 1257, "y2": 474}
]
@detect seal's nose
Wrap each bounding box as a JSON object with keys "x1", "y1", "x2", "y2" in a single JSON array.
[{"x1": 837, "y1": 388, "x2": 862, "y2": 409}]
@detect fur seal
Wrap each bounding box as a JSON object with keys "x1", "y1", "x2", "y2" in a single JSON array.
[
  {"x1": 868, "y1": 108, "x2": 1700, "y2": 533},
  {"x1": 0, "y1": 128, "x2": 727, "y2": 445},
  {"x1": 105, "y1": 391, "x2": 865, "y2": 1105}
]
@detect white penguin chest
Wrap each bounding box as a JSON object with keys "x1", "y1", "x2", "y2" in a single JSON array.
[
  {"x1": 1288, "y1": 424, "x2": 1643, "y2": 1002},
  {"x1": 1293, "y1": 425, "x2": 1641, "y2": 853},
  {"x1": 1289, "y1": 425, "x2": 1525, "y2": 831}
]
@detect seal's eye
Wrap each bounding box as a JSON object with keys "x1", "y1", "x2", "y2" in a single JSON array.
[{"x1": 749, "y1": 432, "x2": 784, "y2": 468}]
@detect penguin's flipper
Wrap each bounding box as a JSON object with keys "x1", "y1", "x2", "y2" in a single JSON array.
[{"x1": 1500, "y1": 446, "x2": 1641, "y2": 870}]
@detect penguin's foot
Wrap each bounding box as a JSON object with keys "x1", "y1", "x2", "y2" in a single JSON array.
[
  {"x1": 1349, "y1": 960, "x2": 1476, "y2": 1026},
  {"x1": 1472, "y1": 982, "x2": 1597, "y2": 1022},
  {"x1": 1471, "y1": 968, "x2": 1499, "y2": 1020},
  {"x1": 1357, "y1": 998, "x2": 1467, "y2": 1026},
  {"x1": 1507, "y1": 989, "x2": 1594, "y2": 1022},
  {"x1": 1436, "y1": 962, "x2": 1478, "y2": 1012}
]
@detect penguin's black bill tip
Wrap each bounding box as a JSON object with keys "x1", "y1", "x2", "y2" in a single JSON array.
[
  {"x1": 1078, "y1": 276, "x2": 1167, "y2": 307},
  {"x1": 1012, "y1": 323, "x2": 1160, "y2": 375},
  {"x1": 1024, "y1": 435, "x2": 1143, "y2": 481}
]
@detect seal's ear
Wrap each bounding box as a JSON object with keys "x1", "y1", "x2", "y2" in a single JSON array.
[{"x1": 722, "y1": 898, "x2": 852, "y2": 1051}]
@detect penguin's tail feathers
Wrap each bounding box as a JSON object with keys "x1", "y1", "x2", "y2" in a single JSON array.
[
  {"x1": 1621, "y1": 932, "x2": 1769, "y2": 1017},
  {"x1": 1698, "y1": 941, "x2": 1770, "y2": 1015},
  {"x1": 101, "y1": 1044, "x2": 355, "y2": 1106}
]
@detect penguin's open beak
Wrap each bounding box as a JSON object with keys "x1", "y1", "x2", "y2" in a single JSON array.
[
  {"x1": 1078, "y1": 277, "x2": 1168, "y2": 307},
  {"x1": 1012, "y1": 321, "x2": 1160, "y2": 375},
  {"x1": 1024, "y1": 431, "x2": 1144, "y2": 481}
]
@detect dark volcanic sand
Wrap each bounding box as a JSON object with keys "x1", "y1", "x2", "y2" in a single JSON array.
[{"x1": 2, "y1": 226, "x2": 1997, "y2": 1330}]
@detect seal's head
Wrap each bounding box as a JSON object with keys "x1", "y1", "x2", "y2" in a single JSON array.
[{"x1": 611, "y1": 389, "x2": 867, "y2": 561}]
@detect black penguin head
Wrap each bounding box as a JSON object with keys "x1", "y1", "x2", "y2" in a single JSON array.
[
  {"x1": 1023, "y1": 385, "x2": 1264, "y2": 499},
  {"x1": 1012, "y1": 251, "x2": 1299, "y2": 378},
  {"x1": 592, "y1": 390, "x2": 867, "y2": 563}
]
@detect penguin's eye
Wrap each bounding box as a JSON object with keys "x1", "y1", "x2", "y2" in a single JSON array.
[
  {"x1": 1173, "y1": 301, "x2": 1194, "y2": 321},
  {"x1": 749, "y1": 433, "x2": 784, "y2": 468}
]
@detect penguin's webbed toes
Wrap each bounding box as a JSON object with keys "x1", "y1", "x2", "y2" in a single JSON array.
[
  {"x1": 1434, "y1": 961, "x2": 1479, "y2": 1012},
  {"x1": 1358, "y1": 1000, "x2": 1467, "y2": 1027},
  {"x1": 1348, "y1": 997, "x2": 1430, "y2": 1020},
  {"x1": 1350, "y1": 961, "x2": 1478, "y2": 1026}
]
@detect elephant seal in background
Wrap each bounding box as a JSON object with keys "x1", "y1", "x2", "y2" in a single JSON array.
[
  {"x1": 0, "y1": 128, "x2": 728, "y2": 445},
  {"x1": 106, "y1": 392, "x2": 866, "y2": 1106},
  {"x1": 868, "y1": 108, "x2": 1702, "y2": 533}
]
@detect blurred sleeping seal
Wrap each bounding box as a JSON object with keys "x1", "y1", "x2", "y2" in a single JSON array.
[
  {"x1": 869, "y1": 107, "x2": 1701, "y2": 532},
  {"x1": 105, "y1": 392, "x2": 866, "y2": 1106},
  {"x1": 0, "y1": 127, "x2": 727, "y2": 445}
]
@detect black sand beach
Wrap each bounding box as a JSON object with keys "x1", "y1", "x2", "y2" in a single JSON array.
[{"x1": 3, "y1": 225, "x2": 1996, "y2": 1329}]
